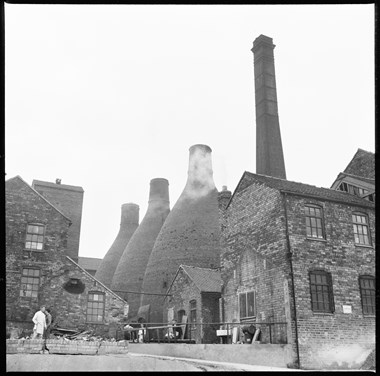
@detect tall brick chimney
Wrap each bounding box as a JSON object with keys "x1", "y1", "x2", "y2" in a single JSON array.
[
  {"x1": 140, "y1": 144, "x2": 221, "y2": 325},
  {"x1": 94, "y1": 203, "x2": 139, "y2": 288},
  {"x1": 111, "y1": 178, "x2": 170, "y2": 318},
  {"x1": 251, "y1": 35, "x2": 286, "y2": 179}
]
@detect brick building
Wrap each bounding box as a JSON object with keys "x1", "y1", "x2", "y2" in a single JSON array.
[
  {"x1": 78, "y1": 256, "x2": 102, "y2": 276},
  {"x1": 163, "y1": 265, "x2": 221, "y2": 344},
  {"x1": 220, "y1": 164, "x2": 375, "y2": 369},
  {"x1": 32, "y1": 179, "x2": 84, "y2": 263},
  {"x1": 6, "y1": 176, "x2": 128, "y2": 338}
]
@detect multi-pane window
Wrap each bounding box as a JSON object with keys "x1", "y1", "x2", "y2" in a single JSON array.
[
  {"x1": 239, "y1": 291, "x2": 255, "y2": 319},
  {"x1": 20, "y1": 268, "x2": 40, "y2": 298},
  {"x1": 309, "y1": 270, "x2": 334, "y2": 313},
  {"x1": 86, "y1": 292, "x2": 105, "y2": 323},
  {"x1": 352, "y1": 213, "x2": 371, "y2": 245},
  {"x1": 338, "y1": 183, "x2": 375, "y2": 202},
  {"x1": 190, "y1": 300, "x2": 197, "y2": 330},
  {"x1": 305, "y1": 205, "x2": 325, "y2": 239},
  {"x1": 25, "y1": 224, "x2": 45, "y2": 251},
  {"x1": 359, "y1": 276, "x2": 375, "y2": 315}
]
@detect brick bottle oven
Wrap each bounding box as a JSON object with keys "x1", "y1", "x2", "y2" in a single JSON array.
[
  {"x1": 140, "y1": 144, "x2": 221, "y2": 324},
  {"x1": 111, "y1": 178, "x2": 170, "y2": 319},
  {"x1": 94, "y1": 203, "x2": 139, "y2": 288}
]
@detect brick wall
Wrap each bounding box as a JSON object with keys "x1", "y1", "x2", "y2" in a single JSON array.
[
  {"x1": 221, "y1": 182, "x2": 291, "y2": 347},
  {"x1": 6, "y1": 339, "x2": 128, "y2": 355},
  {"x1": 220, "y1": 176, "x2": 375, "y2": 369},
  {"x1": 32, "y1": 180, "x2": 84, "y2": 262},
  {"x1": 6, "y1": 177, "x2": 127, "y2": 338},
  {"x1": 284, "y1": 193, "x2": 375, "y2": 369},
  {"x1": 163, "y1": 269, "x2": 203, "y2": 343}
]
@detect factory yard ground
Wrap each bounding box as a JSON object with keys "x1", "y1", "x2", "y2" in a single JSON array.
[{"x1": 6, "y1": 352, "x2": 298, "y2": 372}]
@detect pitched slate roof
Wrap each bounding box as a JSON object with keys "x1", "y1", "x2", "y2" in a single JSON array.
[
  {"x1": 232, "y1": 171, "x2": 374, "y2": 209},
  {"x1": 343, "y1": 148, "x2": 375, "y2": 180},
  {"x1": 78, "y1": 256, "x2": 102, "y2": 271},
  {"x1": 180, "y1": 265, "x2": 221, "y2": 293}
]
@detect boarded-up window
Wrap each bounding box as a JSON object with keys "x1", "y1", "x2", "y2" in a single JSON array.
[{"x1": 239, "y1": 291, "x2": 255, "y2": 319}]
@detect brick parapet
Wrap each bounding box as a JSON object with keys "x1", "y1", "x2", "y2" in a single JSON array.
[{"x1": 6, "y1": 339, "x2": 128, "y2": 355}]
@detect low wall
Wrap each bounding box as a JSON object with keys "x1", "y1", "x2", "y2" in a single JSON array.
[
  {"x1": 6, "y1": 339, "x2": 128, "y2": 355},
  {"x1": 128, "y1": 343, "x2": 295, "y2": 368}
]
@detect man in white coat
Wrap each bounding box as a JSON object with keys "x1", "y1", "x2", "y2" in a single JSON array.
[{"x1": 32, "y1": 305, "x2": 47, "y2": 340}]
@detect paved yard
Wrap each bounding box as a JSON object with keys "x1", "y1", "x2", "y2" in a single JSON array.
[{"x1": 6, "y1": 353, "x2": 296, "y2": 372}]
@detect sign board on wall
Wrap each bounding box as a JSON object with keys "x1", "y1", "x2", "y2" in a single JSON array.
[{"x1": 342, "y1": 305, "x2": 352, "y2": 314}]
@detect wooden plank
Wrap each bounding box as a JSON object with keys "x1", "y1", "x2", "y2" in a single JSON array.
[
  {"x1": 232, "y1": 327, "x2": 239, "y2": 343},
  {"x1": 252, "y1": 328, "x2": 260, "y2": 343}
]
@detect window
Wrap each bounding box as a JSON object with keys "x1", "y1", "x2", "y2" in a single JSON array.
[
  {"x1": 305, "y1": 205, "x2": 325, "y2": 239},
  {"x1": 20, "y1": 268, "x2": 40, "y2": 297},
  {"x1": 239, "y1": 291, "x2": 255, "y2": 319},
  {"x1": 309, "y1": 270, "x2": 334, "y2": 313},
  {"x1": 352, "y1": 213, "x2": 371, "y2": 245},
  {"x1": 25, "y1": 224, "x2": 45, "y2": 251},
  {"x1": 359, "y1": 276, "x2": 375, "y2": 315},
  {"x1": 86, "y1": 292, "x2": 105, "y2": 323},
  {"x1": 190, "y1": 300, "x2": 196, "y2": 330}
]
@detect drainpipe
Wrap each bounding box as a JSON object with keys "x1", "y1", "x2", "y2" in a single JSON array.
[{"x1": 282, "y1": 192, "x2": 300, "y2": 369}]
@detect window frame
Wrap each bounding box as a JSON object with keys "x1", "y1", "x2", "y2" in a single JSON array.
[
  {"x1": 24, "y1": 223, "x2": 46, "y2": 251},
  {"x1": 189, "y1": 300, "x2": 197, "y2": 330},
  {"x1": 239, "y1": 291, "x2": 256, "y2": 320},
  {"x1": 304, "y1": 204, "x2": 325, "y2": 240},
  {"x1": 309, "y1": 270, "x2": 335, "y2": 314},
  {"x1": 352, "y1": 212, "x2": 371, "y2": 246},
  {"x1": 20, "y1": 267, "x2": 41, "y2": 298},
  {"x1": 86, "y1": 291, "x2": 105, "y2": 324},
  {"x1": 359, "y1": 275, "x2": 375, "y2": 316}
]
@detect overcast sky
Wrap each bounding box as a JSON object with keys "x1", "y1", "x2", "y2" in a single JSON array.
[{"x1": 5, "y1": 4, "x2": 375, "y2": 260}]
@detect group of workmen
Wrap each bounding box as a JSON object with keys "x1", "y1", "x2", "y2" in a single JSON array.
[{"x1": 31, "y1": 305, "x2": 52, "y2": 354}]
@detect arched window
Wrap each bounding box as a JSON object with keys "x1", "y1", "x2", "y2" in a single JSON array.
[
  {"x1": 304, "y1": 204, "x2": 325, "y2": 239},
  {"x1": 359, "y1": 275, "x2": 375, "y2": 315},
  {"x1": 352, "y1": 213, "x2": 371, "y2": 245},
  {"x1": 309, "y1": 270, "x2": 334, "y2": 313}
]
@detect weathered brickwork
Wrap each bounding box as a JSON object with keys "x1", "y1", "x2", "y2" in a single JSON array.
[
  {"x1": 163, "y1": 269, "x2": 220, "y2": 344},
  {"x1": 221, "y1": 182, "x2": 291, "y2": 347},
  {"x1": 6, "y1": 339, "x2": 128, "y2": 355},
  {"x1": 6, "y1": 176, "x2": 127, "y2": 338},
  {"x1": 284, "y1": 193, "x2": 375, "y2": 369},
  {"x1": 221, "y1": 172, "x2": 375, "y2": 370},
  {"x1": 32, "y1": 179, "x2": 84, "y2": 262}
]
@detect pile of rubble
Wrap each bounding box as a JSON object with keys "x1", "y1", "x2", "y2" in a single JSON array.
[{"x1": 17, "y1": 328, "x2": 121, "y2": 342}]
